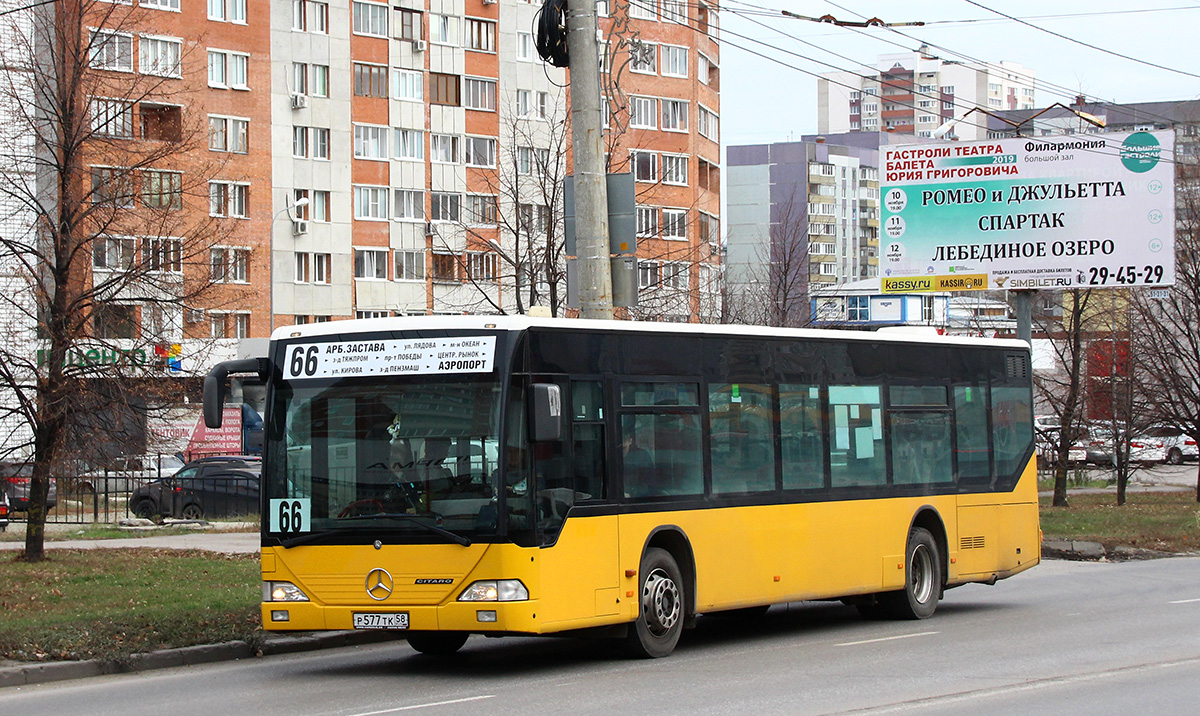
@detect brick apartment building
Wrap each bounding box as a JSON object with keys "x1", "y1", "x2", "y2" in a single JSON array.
[{"x1": 0, "y1": 0, "x2": 720, "y2": 458}]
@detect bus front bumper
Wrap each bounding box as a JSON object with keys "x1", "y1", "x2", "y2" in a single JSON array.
[{"x1": 261, "y1": 599, "x2": 541, "y2": 634}]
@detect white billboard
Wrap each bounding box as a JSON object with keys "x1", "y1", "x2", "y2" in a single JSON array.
[{"x1": 880, "y1": 131, "x2": 1175, "y2": 292}]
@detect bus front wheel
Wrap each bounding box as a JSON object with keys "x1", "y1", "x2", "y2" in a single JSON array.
[
  {"x1": 626, "y1": 547, "x2": 685, "y2": 658},
  {"x1": 889, "y1": 527, "x2": 942, "y2": 620},
  {"x1": 406, "y1": 632, "x2": 468, "y2": 656}
]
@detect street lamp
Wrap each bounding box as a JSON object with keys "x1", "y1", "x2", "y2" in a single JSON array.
[{"x1": 269, "y1": 197, "x2": 308, "y2": 332}]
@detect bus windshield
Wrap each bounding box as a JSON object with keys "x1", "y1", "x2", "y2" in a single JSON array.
[{"x1": 267, "y1": 377, "x2": 504, "y2": 543}]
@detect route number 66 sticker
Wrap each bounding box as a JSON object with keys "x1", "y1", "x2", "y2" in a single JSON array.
[{"x1": 270, "y1": 498, "x2": 311, "y2": 533}]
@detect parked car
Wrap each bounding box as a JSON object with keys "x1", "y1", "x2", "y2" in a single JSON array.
[
  {"x1": 1035, "y1": 422, "x2": 1088, "y2": 466},
  {"x1": 1146, "y1": 427, "x2": 1198, "y2": 465},
  {"x1": 0, "y1": 490, "x2": 9, "y2": 531},
  {"x1": 0, "y1": 460, "x2": 58, "y2": 511},
  {"x1": 71, "y1": 454, "x2": 186, "y2": 495},
  {"x1": 128, "y1": 455, "x2": 261, "y2": 520},
  {"x1": 1085, "y1": 428, "x2": 1166, "y2": 466}
]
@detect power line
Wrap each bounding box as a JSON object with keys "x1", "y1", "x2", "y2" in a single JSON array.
[{"x1": 963, "y1": 0, "x2": 1200, "y2": 80}]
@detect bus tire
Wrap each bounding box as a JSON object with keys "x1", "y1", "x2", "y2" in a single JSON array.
[
  {"x1": 626, "y1": 547, "x2": 685, "y2": 658},
  {"x1": 406, "y1": 632, "x2": 468, "y2": 656},
  {"x1": 888, "y1": 527, "x2": 942, "y2": 620}
]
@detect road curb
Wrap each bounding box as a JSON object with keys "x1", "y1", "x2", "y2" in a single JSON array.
[{"x1": 0, "y1": 630, "x2": 399, "y2": 689}]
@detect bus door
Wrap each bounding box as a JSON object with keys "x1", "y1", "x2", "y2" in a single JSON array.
[{"x1": 530, "y1": 376, "x2": 621, "y2": 626}]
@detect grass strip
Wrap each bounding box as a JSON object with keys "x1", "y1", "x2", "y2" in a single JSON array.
[
  {"x1": 1040, "y1": 491, "x2": 1200, "y2": 553},
  {"x1": 0, "y1": 549, "x2": 261, "y2": 663}
]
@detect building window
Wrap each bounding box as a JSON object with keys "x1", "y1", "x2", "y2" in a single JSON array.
[
  {"x1": 431, "y1": 14, "x2": 459, "y2": 44},
  {"x1": 93, "y1": 236, "x2": 135, "y2": 271},
  {"x1": 431, "y1": 253, "x2": 457, "y2": 282},
  {"x1": 395, "y1": 250, "x2": 425, "y2": 281},
  {"x1": 465, "y1": 18, "x2": 495, "y2": 52},
  {"x1": 353, "y1": 185, "x2": 389, "y2": 220},
  {"x1": 311, "y1": 65, "x2": 329, "y2": 96},
  {"x1": 661, "y1": 45, "x2": 687, "y2": 76},
  {"x1": 211, "y1": 247, "x2": 249, "y2": 282},
  {"x1": 295, "y1": 252, "x2": 311, "y2": 282},
  {"x1": 629, "y1": 0, "x2": 656, "y2": 20},
  {"x1": 353, "y1": 63, "x2": 388, "y2": 98},
  {"x1": 430, "y1": 134, "x2": 459, "y2": 163},
  {"x1": 661, "y1": 99, "x2": 687, "y2": 131},
  {"x1": 431, "y1": 72, "x2": 460, "y2": 105},
  {"x1": 630, "y1": 42, "x2": 656, "y2": 73},
  {"x1": 292, "y1": 62, "x2": 308, "y2": 94},
  {"x1": 663, "y1": 262, "x2": 688, "y2": 289},
  {"x1": 465, "y1": 194, "x2": 497, "y2": 225},
  {"x1": 517, "y1": 32, "x2": 533, "y2": 61},
  {"x1": 209, "y1": 116, "x2": 249, "y2": 153},
  {"x1": 143, "y1": 0, "x2": 180, "y2": 10},
  {"x1": 209, "y1": 182, "x2": 248, "y2": 218},
  {"x1": 312, "y1": 190, "x2": 330, "y2": 222},
  {"x1": 312, "y1": 127, "x2": 329, "y2": 159},
  {"x1": 638, "y1": 261, "x2": 661, "y2": 289},
  {"x1": 922, "y1": 295, "x2": 935, "y2": 322},
  {"x1": 354, "y1": 249, "x2": 388, "y2": 279},
  {"x1": 632, "y1": 151, "x2": 658, "y2": 182},
  {"x1": 464, "y1": 136, "x2": 496, "y2": 167},
  {"x1": 208, "y1": 50, "x2": 248, "y2": 89},
  {"x1": 292, "y1": 126, "x2": 309, "y2": 157},
  {"x1": 352, "y1": 0, "x2": 389, "y2": 37},
  {"x1": 140, "y1": 36, "x2": 182, "y2": 77},
  {"x1": 517, "y1": 146, "x2": 550, "y2": 176},
  {"x1": 393, "y1": 189, "x2": 423, "y2": 221},
  {"x1": 313, "y1": 253, "x2": 330, "y2": 283},
  {"x1": 698, "y1": 105, "x2": 719, "y2": 141},
  {"x1": 355, "y1": 311, "x2": 389, "y2": 320},
  {"x1": 353, "y1": 124, "x2": 389, "y2": 160},
  {"x1": 143, "y1": 170, "x2": 182, "y2": 210},
  {"x1": 519, "y1": 203, "x2": 550, "y2": 235},
  {"x1": 467, "y1": 252, "x2": 497, "y2": 282},
  {"x1": 94, "y1": 303, "x2": 136, "y2": 340},
  {"x1": 630, "y1": 96, "x2": 656, "y2": 128},
  {"x1": 463, "y1": 77, "x2": 496, "y2": 111},
  {"x1": 139, "y1": 103, "x2": 181, "y2": 142},
  {"x1": 847, "y1": 295, "x2": 869, "y2": 321},
  {"x1": 392, "y1": 69, "x2": 422, "y2": 101},
  {"x1": 89, "y1": 30, "x2": 133, "y2": 72},
  {"x1": 636, "y1": 205, "x2": 658, "y2": 236},
  {"x1": 394, "y1": 8, "x2": 422, "y2": 40},
  {"x1": 662, "y1": 208, "x2": 686, "y2": 239},
  {"x1": 393, "y1": 128, "x2": 423, "y2": 160},
  {"x1": 430, "y1": 192, "x2": 460, "y2": 222},
  {"x1": 91, "y1": 166, "x2": 135, "y2": 207},
  {"x1": 91, "y1": 98, "x2": 133, "y2": 137},
  {"x1": 662, "y1": 154, "x2": 688, "y2": 185}
]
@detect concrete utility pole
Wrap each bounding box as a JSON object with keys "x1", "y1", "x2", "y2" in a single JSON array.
[{"x1": 565, "y1": 0, "x2": 613, "y2": 319}]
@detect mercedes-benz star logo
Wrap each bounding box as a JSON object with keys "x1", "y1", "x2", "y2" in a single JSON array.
[{"x1": 365, "y1": 568, "x2": 393, "y2": 601}]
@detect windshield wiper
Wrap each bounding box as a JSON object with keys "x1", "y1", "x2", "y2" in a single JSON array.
[{"x1": 278, "y1": 513, "x2": 471, "y2": 548}]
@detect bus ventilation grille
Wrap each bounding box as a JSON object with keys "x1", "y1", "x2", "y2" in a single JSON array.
[
  {"x1": 960, "y1": 535, "x2": 987, "y2": 550},
  {"x1": 1005, "y1": 354, "x2": 1029, "y2": 379}
]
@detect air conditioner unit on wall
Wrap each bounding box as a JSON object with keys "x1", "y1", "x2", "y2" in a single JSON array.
[
  {"x1": 411, "y1": 40, "x2": 426, "y2": 52},
  {"x1": 186, "y1": 308, "x2": 206, "y2": 323},
  {"x1": 292, "y1": 220, "x2": 309, "y2": 236},
  {"x1": 290, "y1": 93, "x2": 308, "y2": 110}
]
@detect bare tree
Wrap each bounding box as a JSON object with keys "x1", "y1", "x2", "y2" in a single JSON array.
[
  {"x1": 1132, "y1": 180, "x2": 1200, "y2": 502},
  {"x1": 1033, "y1": 288, "x2": 1094, "y2": 507},
  {"x1": 0, "y1": 0, "x2": 238, "y2": 560},
  {"x1": 724, "y1": 189, "x2": 814, "y2": 328}
]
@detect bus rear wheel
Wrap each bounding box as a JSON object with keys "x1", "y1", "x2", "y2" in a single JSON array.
[
  {"x1": 406, "y1": 632, "x2": 468, "y2": 656},
  {"x1": 626, "y1": 548, "x2": 685, "y2": 658},
  {"x1": 888, "y1": 527, "x2": 942, "y2": 620}
]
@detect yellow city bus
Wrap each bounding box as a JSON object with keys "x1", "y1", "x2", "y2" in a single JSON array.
[{"x1": 204, "y1": 316, "x2": 1040, "y2": 658}]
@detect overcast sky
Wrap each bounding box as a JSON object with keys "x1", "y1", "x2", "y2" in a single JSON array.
[{"x1": 720, "y1": 1, "x2": 1200, "y2": 147}]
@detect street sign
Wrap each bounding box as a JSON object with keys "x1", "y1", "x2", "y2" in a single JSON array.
[{"x1": 880, "y1": 131, "x2": 1175, "y2": 291}]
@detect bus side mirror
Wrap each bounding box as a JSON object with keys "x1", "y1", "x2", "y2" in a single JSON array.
[
  {"x1": 530, "y1": 384, "x2": 563, "y2": 442},
  {"x1": 203, "y1": 358, "x2": 267, "y2": 428}
]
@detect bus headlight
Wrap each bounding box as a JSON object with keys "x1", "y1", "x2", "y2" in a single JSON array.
[
  {"x1": 458, "y1": 580, "x2": 529, "y2": 602},
  {"x1": 264, "y1": 581, "x2": 310, "y2": 602}
]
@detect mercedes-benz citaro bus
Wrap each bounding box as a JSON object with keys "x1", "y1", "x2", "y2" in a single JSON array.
[{"x1": 203, "y1": 315, "x2": 1040, "y2": 658}]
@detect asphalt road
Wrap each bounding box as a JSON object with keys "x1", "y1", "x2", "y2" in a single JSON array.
[{"x1": 1, "y1": 556, "x2": 1197, "y2": 716}]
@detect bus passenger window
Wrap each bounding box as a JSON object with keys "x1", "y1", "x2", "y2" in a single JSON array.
[
  {"x1": 991, "y1": 385, "x2": 1033, "y2": 481},
  {"x1": 780, "y1": 385, "x2": 825, "y2": 490},
  {"x1": 890, "y1": 412, "x2": 953, "y2": 486},
  {"x1": 828, "y1": 386, "x2": 886, "y2": 488},
  {"x1": 709, "y1": 383, "x2": 776, "y2": 494},
  {"x1": 621, "y1": 413, "x2": 702, "y2": 498},
  {"x1": 571, "y1": 380, "x2": 606, "y2": 500},
  {"x1": 954, "y1": 385, "x2": 991, "y2": 486}
]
